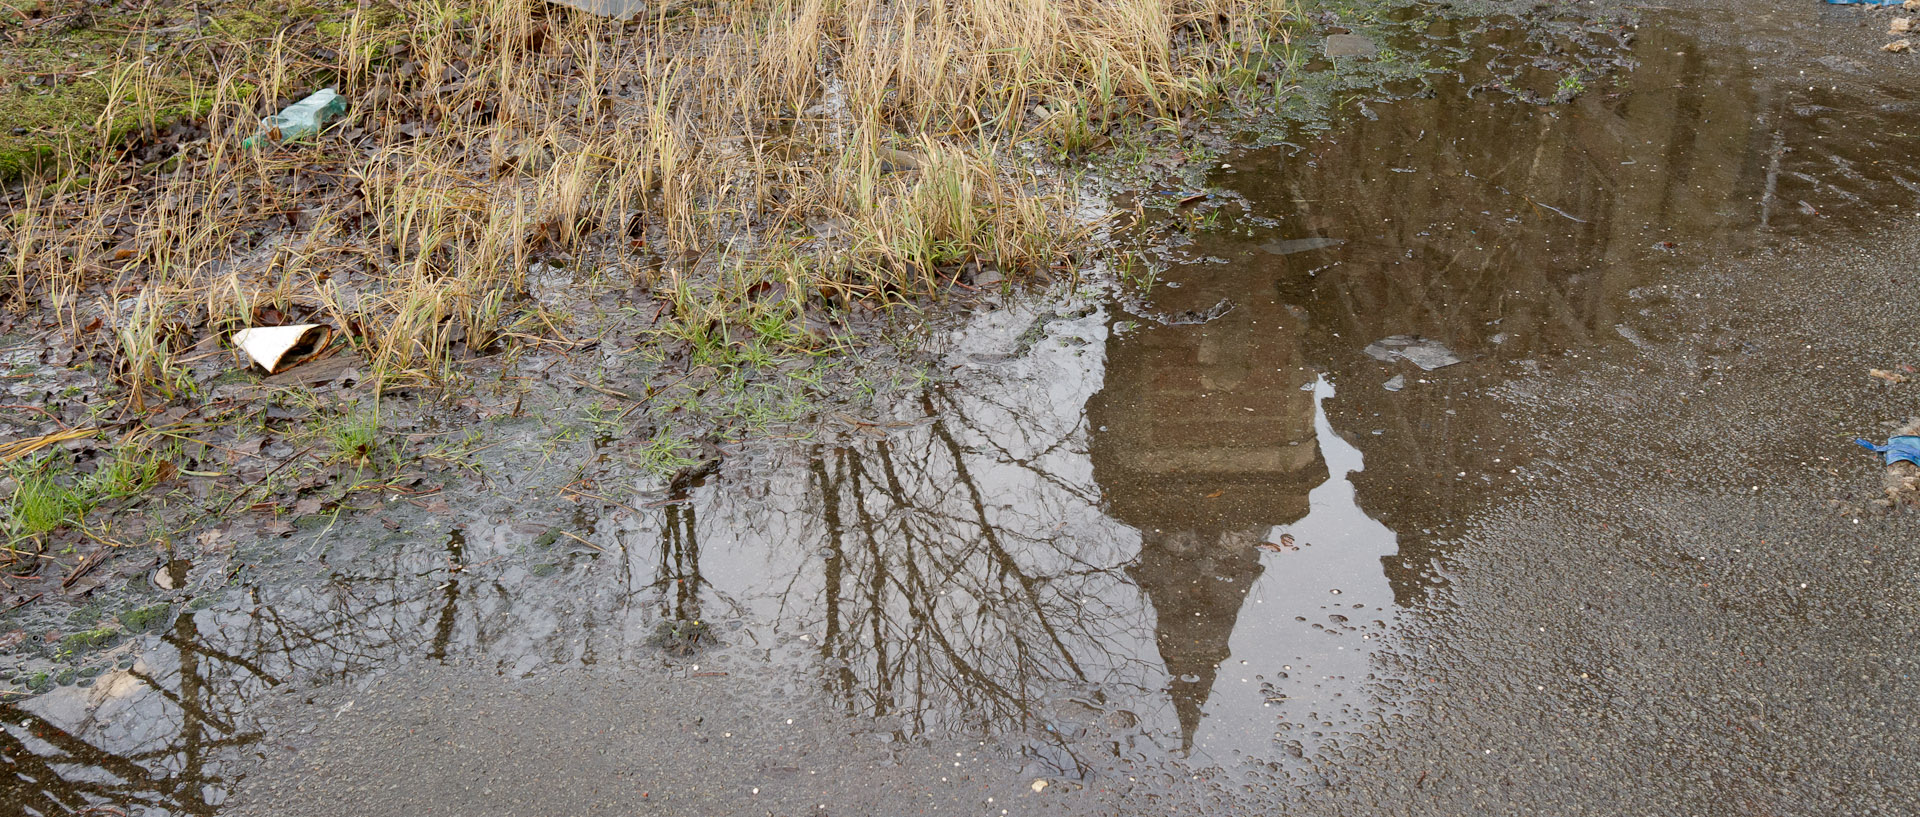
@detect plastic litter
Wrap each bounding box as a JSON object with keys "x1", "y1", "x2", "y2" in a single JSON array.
[
  {"x1": 1364, "y1": 335, "x2": 1463, "y2": 370},
  {"x1": 244, "y1": 89, "x2": 347, "y2": 149},
  {"x1": 546, "y1": 0, "x2": 646, "y2": 18},
  {"x1": 232, "y1": 324, "x2": 329, "y2": 373},
  {"x1": 1382, "y1": 374, "x2": 1406, "y2": 392},
  {"x1": 1856, "y1": 435, "x2": 1920, "y2": 466}
]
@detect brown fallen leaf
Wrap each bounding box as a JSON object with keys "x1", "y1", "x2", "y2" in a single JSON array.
[
  {"x1": 293, "y1": 497, "x2": 324, "y2": 516},
  {"x1": 1885, "y1": 39, "x2": 1912, "y2": 53},
  {"x1": 1894, "y1": 17, "x2": 1914, "y2": 34},
  {"x1": 1205, "y1": 489, "x2": 1225, "y2": 498},
  {"x1": 1870, "y1": 368, "x2": 1909, "y2": 384}
]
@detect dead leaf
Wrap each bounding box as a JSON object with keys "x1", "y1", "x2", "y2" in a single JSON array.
[
  {"x1": 293, "y1": 497, "x2": 324, "y2": 516},
  {"x1": 1884, "y1": 39, "x2": 1912, "y2": 53},
  {"x1": 1204, "y1": 489, "x2": 1225, "y2": 498},
  {"x1": 1894, "y1": 17, "x2": 1913, "y2": 34},
  {"x1": 1870, "y1": 368, "x2": 1909, "y2": 384}
]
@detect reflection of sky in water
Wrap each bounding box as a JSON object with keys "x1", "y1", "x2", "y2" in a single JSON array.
[
  {"x1": 689, "y1": 294, "x2": 1184, "y2": 752},
  {"x1": 1190, "y1": 376, "x2": 1401, "y2": 766},
  {"x1": 9, "y1": 291, "x2": 1409, "y2": 814},
  {"x1": 13, "y1": 19, "x2": 1908, "y2": 807}
]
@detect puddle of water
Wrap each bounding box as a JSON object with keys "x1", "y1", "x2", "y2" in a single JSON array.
[{"x1": 12, "y1": 13, "x2": 1920, "y2": 814}]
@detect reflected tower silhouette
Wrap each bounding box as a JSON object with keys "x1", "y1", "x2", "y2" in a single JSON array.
[
  {"x1": 1168, "y1": 22, "x2": 1774, "y2": 609},
  {"x1": 1087, "y1": 263, "x2": 1330, "y2": 751}
]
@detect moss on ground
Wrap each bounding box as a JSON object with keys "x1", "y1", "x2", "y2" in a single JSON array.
[
  {"x1": 58, "y1": 626, "x2": 119, "y2": 655},
  {"x1": 120, "y1": 602, "x2": 172, "y2": 632}
]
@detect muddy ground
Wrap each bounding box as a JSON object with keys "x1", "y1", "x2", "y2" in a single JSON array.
[{"x1": 10, "y1": 0, "x2": 1920, "y2": 814}]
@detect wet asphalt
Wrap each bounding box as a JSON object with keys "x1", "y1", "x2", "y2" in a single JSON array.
[{"x1": 93, "y1": 1, "x2": 1920, "y2": 815}]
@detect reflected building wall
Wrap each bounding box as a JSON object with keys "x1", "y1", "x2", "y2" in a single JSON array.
[
  {"x1": 1087, "y1": 268, "x2": 1330, "y2": 751},
  {"x1": 1175, "y1": 24, "x2": 1771, "y2": 606}
]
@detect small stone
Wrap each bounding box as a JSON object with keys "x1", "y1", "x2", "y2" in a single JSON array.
[{"x1": 1816, "y1": 55, "x2": 1867, "y2": 74}]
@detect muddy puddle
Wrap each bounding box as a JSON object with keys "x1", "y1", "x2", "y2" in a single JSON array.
[{"x1": 9, "y1": 12, "x2": 1920, "y2": 815}]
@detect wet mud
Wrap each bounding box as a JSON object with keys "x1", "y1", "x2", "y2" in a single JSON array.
[{"x1": 10, "y1": 4, "x2": 1920, "y2": 815}]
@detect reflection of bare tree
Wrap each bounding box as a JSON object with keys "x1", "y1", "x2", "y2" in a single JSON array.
[
  {"x1": 780, "y1": 367, "x2": 1180, "y2": 772},
  {"x1": 428, "y1": 528, "x2": 465, "y2": 661},
  {"x1": 651, "y1": 503, "x2": 706, "y2": 623},
  {"x1": 2, "y1": 703, "x2": 225, "y2": 816},
  {"x1": 4, "y1": 522, "x2": 620, "y2": 812},
  {"x1": 811, "y1": 420, "x2": 1109, "y2": 726},
  {"x1": 3, "y1": 610, "x2": 262, "y2": 816}
]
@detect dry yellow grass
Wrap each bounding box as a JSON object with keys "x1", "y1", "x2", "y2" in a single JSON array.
[{"x1": 1, "y1": 0, "x2": 1298, "y2": 398}]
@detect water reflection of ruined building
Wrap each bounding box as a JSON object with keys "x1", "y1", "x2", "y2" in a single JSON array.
[
  {"x1": 1175, "y1": 23, "x2": 1768, "y2": 606},
  {"x1": 1086, "y1": 287, "x2": 1326, "y2": 750}
]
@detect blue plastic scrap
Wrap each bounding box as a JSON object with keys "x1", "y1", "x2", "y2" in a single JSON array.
[{"x1": 1855, "y1": 435, "x2": 1920, "y2": 465}]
